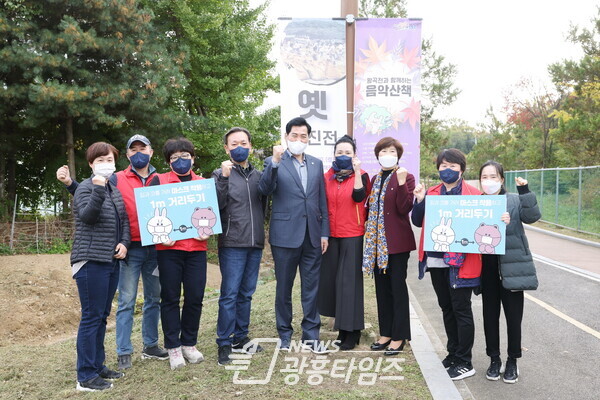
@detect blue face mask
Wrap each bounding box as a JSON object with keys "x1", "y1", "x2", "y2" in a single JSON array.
[
  {"x1": 129, "y1": 152, "x2": 150, "y2": 169},
  {"x1": 439, "y1": 168, "x2": 460, "y2": 184},
  {"x1": 171, "y1": 158, "x2": 192, "y2": 175},
  {"x1": 332, "y1": 155, "x2": 353, "y2": 171},
  {"x1": 229, "y1": 146, "x2": 249, "y2": 163}
]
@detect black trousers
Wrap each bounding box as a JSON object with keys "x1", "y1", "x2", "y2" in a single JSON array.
[
  {"x1": 318, "y1": 236, "x2": 365, "y2": 331},
  {"x1": 481, "y1": 255, "x2": 524, "y2": 359},
  {"x1": 157, "y1": 249, "x2": 207, "y2": 349},
  {"x1": 429, "y1": 268, "x2": 474, "y2": 363},
  {"x1": 374, "y1": 252, "x2": 411, "y2": 341}
]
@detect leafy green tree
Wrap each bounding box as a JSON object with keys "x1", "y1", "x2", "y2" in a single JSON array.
[
  {"x1": 144, "y1": 0, "x2": 279, "y2": 175},
  {"x1": 0, "y1": 0, "x2": 188, "y2": 215},
  {"x1": 549, "y1": 9, "x2": 600, "y2": 166}
]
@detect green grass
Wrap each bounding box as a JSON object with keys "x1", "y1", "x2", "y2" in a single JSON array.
[
  {"x1": 538, "y1": 194, "x2": 600, "y2": 236},
  {"x1": 0, "y1": 275, "x2": 430, "y2": 400}
]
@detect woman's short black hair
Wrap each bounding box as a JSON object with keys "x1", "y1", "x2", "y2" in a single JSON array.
[
  {"x1": 285, "y1": 117, "x2": 312, "y2": 134},
  {"x1": 436, "y1": 148, "x2": 466, "y2": 172},
  {"x1": 86, "y1": 142, "x2": 119, "y2": 163},
  {"x1": 479, "y1": 160, "x2": 505, "y2": 181},
  {"x1": 163, "y1": 137, "x2": 195, "y2": 163},
  {"x1": 223, "y1": 127, "x2": 251, "y2": 145},
  {"x1": 333, "y1": 135, "x2": 356, "y2": 154}
]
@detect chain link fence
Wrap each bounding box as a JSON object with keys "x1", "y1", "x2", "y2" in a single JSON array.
[{"x1": 505, "y1": 166, "x2": 600, "y2": 237}]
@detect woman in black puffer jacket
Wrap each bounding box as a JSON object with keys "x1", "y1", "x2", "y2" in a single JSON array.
[
  {"x1": 479, "y1": 160, "x2": 541, "y2": 385},
  {"x1": 71, "y1": 142, "x2": 130, "y2": 392}
]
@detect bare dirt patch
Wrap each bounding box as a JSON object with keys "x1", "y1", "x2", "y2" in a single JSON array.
[
  {"x1": 0, "y1": 254, "x2": 80, "y2": 346},
  {"x1": 0, "y1": 253, "x2": 227, "y2": 347}
]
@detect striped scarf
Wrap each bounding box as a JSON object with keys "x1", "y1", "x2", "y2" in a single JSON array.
[{"x1": 362, "y1": 168, "x2": 395, "y2": 275}]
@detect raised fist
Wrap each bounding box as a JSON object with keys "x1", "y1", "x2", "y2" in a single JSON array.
[
  {"x1": 56, "y1": 165, "x2": 72, "y2": 186},
  {"x1": 92, "y1": 175, "x2": 107, "y2": 186},
  {"x1": 413, "y1": 183, "x2": 425, "y2": 203},
  {"x1": 221, "y1": 160, "x2": 234, "y2": 177},
  {"x1": 515, "y1": 177, "x2": 528, "y2": 186},
  {"x1": 272, "y1": 145, "x2": 285, "y2": 163},
  {"x1": 352, "y1": 157, "x2": 361, "y2": 173},
  {"x1": 396, "y1": 167, "x2": 408, "y2": 185}
]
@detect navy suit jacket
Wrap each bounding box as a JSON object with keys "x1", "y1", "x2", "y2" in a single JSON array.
[{"x1": 259, "y1": 151, "x2": 330, "y2": 249}]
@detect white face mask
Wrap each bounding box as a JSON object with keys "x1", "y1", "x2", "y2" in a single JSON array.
[
  {"x1": 481, "y1": 179, "x2": 502, "y2": 195},
  {"x1": 379, "y1": 155, "x2": 398, "y2": 169},
  {"x1": 198, "y1": 220, "x2": 210, "y2": 227},
  {"x1": 481, "y1": 236, "x2": 493, "y2": 245},
  {"x1": 94, "y1": 162, "x2": 116, "y2": 178},
  {"x1": 287, "y1": 140, "x2": 307, "y2": 156}
]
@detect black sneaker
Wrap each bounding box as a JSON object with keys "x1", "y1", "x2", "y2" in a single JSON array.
[
  {"x1": 232, "y1": 337, "x2": 264, "y2": 354},
  {"x1": 117, "y1": 354, "x2": 132, "y2": 370},
  {"x1": 99, "y1": 367, "x2": 124, "y2": 380},
  {"x1": 142, "y1": 345, "x2": 169, "y2": 360},
  {"x1": 486, "y1": 358, "x2": 503, "y2": 381},
  {"x1": 218, "y1": 345, "x2": 232, "y2": 366},
  {"x1": 441, "y1": 354, "x2": 457, "y2": 369},
  {"x1": 503, "y1": 357, "x2": 519, "y2": 384},
  {"x1": 76, "y1": 376, "x2": 113, "y2": 392},
  {"x1": 448, "y1": 362, "x2": 476, "y2": 380}
]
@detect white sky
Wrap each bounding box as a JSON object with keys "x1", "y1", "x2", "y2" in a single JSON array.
[{"x1": 255, "y1": 0, "x2": 597, "y2": 125}]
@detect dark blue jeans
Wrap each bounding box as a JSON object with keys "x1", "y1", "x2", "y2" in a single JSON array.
[
  {"x1": 75, "y1": 260, "x2": 120, "y2": 382},
  {"x1": 216, "y1": 247, "x2": 262, "y2": 346},
  {"x1": 157, "y1": 250, "x2": 207, "y2": 349}
]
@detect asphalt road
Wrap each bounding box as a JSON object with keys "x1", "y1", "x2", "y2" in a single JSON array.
[{"x1": 407, "y1": 228, "x2": 600, "y2": 400}]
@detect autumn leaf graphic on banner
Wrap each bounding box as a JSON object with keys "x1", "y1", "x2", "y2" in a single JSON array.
[
  {"x1": 354, "y1": 82, "x2": 364, "y2": 105},
  {"x1": 353, "y1": 19, "x2": 422, "y2": 182},
  {"x1": 400, "y1": 47, "x2": 421, "y2": 70},
  {"x1": 402, "y1": 98, "x2": 421, "y2": 130},
  {"x1": 360, "y1": 36, "x2": 390, "y2": 64}
]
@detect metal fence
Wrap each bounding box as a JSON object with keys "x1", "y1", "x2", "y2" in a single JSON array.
[{"x1": 504, "y1": 166, "x2": 600, "y2": 237}]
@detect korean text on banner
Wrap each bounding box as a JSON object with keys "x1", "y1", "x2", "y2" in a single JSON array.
[
  {"x1": 423, "y1": 195, "x2": 507, "y2": 255},
  {"x1": 278, "y1": 18, "x2": 346, "y2": 168},
  {"x1": 134, "y1": 179, "x2": 222, "y2": 246},
  {"x1": 354, "y1": 19, "x2": 422, "y2": 181}
]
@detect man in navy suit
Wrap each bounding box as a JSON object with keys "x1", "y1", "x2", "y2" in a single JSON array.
[{"x1": 259, "y1": 117, "x2": 330, "y2": 353}]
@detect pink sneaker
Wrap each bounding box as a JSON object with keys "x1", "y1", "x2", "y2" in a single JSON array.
[
  {"x1": 167, "y1": 347, "x2": 186, "y2": 370},
  {"x1": 182, "y1": 345, "x2": 204, "y2": 364}
]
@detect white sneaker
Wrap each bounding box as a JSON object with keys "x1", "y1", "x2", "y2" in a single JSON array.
[
  {"x1": 182, "y1": 345, "x2": 204, "y2": 364},
  {"x1": 167, "y1": 347, "x2": 186, "y2": 370}
]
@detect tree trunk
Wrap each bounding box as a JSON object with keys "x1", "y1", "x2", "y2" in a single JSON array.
[
  {"x1": 65, "y1": 117, "x2": 75, "y2": 216},
  {"x1": 66, "y1": 117, "x2": 76, "y2": 181}
]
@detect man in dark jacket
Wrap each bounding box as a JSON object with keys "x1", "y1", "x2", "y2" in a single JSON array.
[{"x1": 212, "y1": 127, "x2": 267, "y2": 366}]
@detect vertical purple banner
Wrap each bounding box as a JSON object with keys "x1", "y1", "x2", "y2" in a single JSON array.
[{"x1": 354, "y1": 19, "x2": 422, "y2": 182}]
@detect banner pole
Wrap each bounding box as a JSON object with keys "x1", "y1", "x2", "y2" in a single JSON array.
[{"x1": 341, "y1": 0, "x2": 358, "y2": 137}]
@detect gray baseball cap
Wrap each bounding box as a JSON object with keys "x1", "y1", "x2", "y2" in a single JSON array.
[{"x1": 127, "y1": 134, "x2": 151, "y2": 149}]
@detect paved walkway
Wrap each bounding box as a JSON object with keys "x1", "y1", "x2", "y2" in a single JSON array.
[{"x1": 407, "y1": 226, "x2": 600, "y2": 400}]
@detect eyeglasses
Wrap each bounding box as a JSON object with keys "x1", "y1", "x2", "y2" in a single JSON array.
[{"x1": 169, "y1": 153, "x2": 192, "y2": 162}]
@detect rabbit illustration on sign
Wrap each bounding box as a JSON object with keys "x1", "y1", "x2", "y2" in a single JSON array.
[
  {"x1": 431, "y1": 217, "x2": 455, "y2": 252},
  {"x1": 474, "y1": 223, "x2": 502, "y2": 254},
  {"x1": 191, "y1": 207, "x2": 217, "y2": 237},
  {"x1": 147, "y1": 208, "x2": 173, "y2": 244}
]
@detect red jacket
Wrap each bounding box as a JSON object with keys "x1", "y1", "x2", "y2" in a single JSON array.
[
  {"x1": 417, "y1": 181, "x2": 482, "y2": 279},
  {"x1": 114, "y1": 166, "x2": 157, "y2": 242},
  {"x1": 371, "y1": 171, "x2": 417, "y2": 254},
  {"x1": 324, "y1": 169, "x2": 370, "y2": 238},
  {"x1": 155, "y1": 171, "x2": 207, "y2": 252}
]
